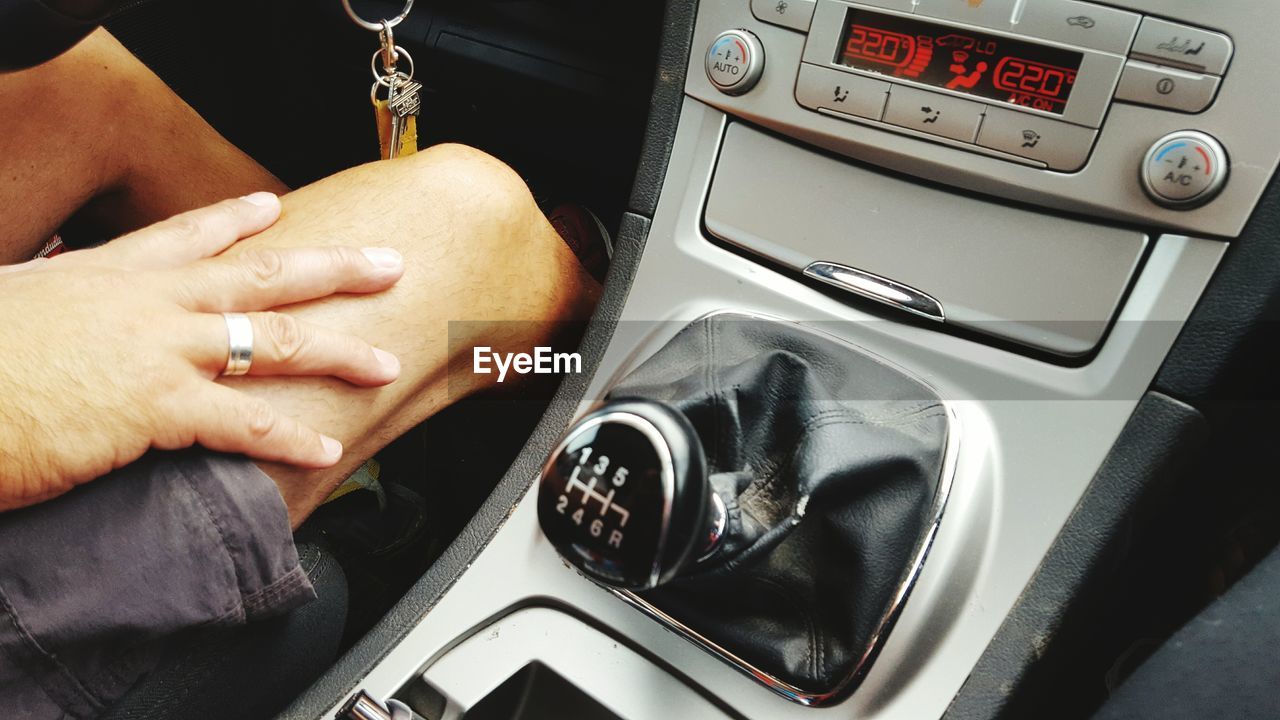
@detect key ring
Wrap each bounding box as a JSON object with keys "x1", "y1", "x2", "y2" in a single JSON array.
[
  {"x1": 371, "y1": 46, "x2": 414, "y2": 86},
  {"x1": 370, "y1": 70, "x2": 412, "y2": 104},
  {"x1": 342, "y1": 0, "x2": 415, "y2": 32}
]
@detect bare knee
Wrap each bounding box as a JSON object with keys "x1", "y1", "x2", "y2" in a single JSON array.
[
  {"x1": 391, "y1": 143, "x2": 597, "y2": 323},
  {"x1": 409, "y1": 144, "x2": 537, "y2": 229}
]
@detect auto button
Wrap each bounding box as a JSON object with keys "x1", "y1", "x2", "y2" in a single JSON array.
[{"x1": 705, "y1": 30, "x2": 765, "y2": 95}]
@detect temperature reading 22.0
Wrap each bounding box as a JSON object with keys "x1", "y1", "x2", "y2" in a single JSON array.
[
  {"x1": 993, "y1": 58, "x2": 1078, "y2": 112},
  {"x1": 844, "y1": 26, "x2": 915, "y2": 65},
  {"x1": 837, "y1": 9, "x2": 1083, "y2": 115},
  {"x1": 842, "y1": 25, "x2": 931, "y2": 76}
]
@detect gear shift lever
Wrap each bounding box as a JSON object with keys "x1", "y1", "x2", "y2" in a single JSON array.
[
  {"x1": 533, "y1": 315, "x2": 952, "y2": 701},
  {"x1": 537, "y1": 399, "x2": 726, "y2": 590}
]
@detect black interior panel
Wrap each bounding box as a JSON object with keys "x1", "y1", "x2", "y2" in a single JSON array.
[{"x1": 111, "y1": 0, "x2": 663, "y2": 230}]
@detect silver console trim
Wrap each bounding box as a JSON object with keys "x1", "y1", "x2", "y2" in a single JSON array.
[
  {"x1": 419, "y1": 608, "x2": 737, "y2": 719},
  {"x1": 804, "y1": 261, "x2": 948, "y2": 321},
  {"x1": 614, "y1": 400, "x2": 960, "y2": 707}
]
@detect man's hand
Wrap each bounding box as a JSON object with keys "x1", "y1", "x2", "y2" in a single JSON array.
[{"x1": 0, "y1": 193, "x2": 404, "y2": 511}]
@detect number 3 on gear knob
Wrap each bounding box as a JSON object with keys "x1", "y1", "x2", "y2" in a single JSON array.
[{"x1": 537, "y1": 398, "x2": 718, "y2": 591}]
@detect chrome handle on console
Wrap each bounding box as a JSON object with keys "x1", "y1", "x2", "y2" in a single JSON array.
[{"x1": 804, "y1": 261, "x2": 946, "y2": 322}]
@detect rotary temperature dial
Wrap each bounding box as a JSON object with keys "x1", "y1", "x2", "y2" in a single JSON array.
[{"x1": 537, "y1": 399, "x2": 723, "y2": 590}]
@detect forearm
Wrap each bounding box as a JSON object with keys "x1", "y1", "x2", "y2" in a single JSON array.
[
  {"x1": 0, "y1": 381, "x2": 85, "y2": 511},
  {"x1": 0, "y1": 337, "x2": 155, "y2": 510}
]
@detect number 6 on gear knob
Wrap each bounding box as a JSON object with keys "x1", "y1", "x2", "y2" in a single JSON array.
[{"x1": 537, "y1": 398, "x2": 719, "y2": 591}]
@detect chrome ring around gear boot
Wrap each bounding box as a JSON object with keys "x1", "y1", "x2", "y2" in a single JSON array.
[{"x1": 222, "y1": 312, "x2": 254, "y2": 377}]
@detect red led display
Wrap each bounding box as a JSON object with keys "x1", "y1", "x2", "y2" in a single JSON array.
[{"x1": 837, "y1": 10, "x2": 1083, "y2": 114}]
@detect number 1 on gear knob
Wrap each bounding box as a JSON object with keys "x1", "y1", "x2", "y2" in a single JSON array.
[{"x1": 537, "y1": 399, "x2": 718, "y2": 590}]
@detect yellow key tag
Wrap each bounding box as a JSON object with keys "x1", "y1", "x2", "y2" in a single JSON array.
[{"x1": 374, "y1": 96, "x2": 419, "y2": 160}]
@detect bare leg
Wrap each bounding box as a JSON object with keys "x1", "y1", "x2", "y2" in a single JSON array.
[
  {"x1": 0, "y1": 29, "x2": 287, "y2": 263},
  {"x1": 218, "y1": 145, "x2": 602, "y2": 527},
  {"x1": 0, "y1": 28, "x2": 599, "y2": 524}
]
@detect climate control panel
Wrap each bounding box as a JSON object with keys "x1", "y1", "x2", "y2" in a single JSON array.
[
  {"x1": 759, "y1": 0, "x2": 1232, "y2": 173},
  {"x1": 710, "y1": 0, "x2": 1236, "y2": 173},
  {"x1": 686, "y1": 0, "x2": 1274, "y2": 233}
]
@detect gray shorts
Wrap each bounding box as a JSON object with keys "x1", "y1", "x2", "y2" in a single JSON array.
[{"x1": 0, "y1": 451, "x2": 314, "y2": 719}]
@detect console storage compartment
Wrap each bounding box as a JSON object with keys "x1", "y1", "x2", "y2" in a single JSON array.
[{"x1": 704, "y1": 123, "x2": 1149, "y2": 356}]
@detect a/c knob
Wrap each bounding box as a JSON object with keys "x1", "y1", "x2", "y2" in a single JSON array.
[{"x1": 1141, "y1": 130, "x2": 1229, "y2": 209}]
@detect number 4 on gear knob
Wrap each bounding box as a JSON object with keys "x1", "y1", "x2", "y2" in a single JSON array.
[{"x1": 537, "y1": 399, "x2": 722, "y2": 591}]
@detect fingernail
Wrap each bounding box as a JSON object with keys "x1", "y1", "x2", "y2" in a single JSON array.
[
  {"x1": 240, "y1": 192, "x2": 278, "y2": 208},
  {"x1": 320, "y1": 435, "x2": 343, "y2": 461},
  {"x1": 362, "y1": 247, "x2": 403, "y2": 270},
  {"x1": 372, "y1": 347, "x2": 401, "y2": 375}
]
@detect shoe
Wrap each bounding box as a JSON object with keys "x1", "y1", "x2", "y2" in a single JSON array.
[
  {"x1": 309, "y1": 466, "x2": 432, "y2": 559},
  {"x1": 548, "y1": 204, "x2": 613, "y2": 284}
]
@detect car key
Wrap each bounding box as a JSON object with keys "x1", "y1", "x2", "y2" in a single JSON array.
[
  {"x1": 373, "y1": 67, "x2": 421, "y2": 160},
  {"x1": 375, "y1": 20, "x2": 421, "y2": 159},
  {"x1": 387, "y1": 71, "x2": 422, "y2": 159}
]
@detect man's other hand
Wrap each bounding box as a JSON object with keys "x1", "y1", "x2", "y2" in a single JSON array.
[{"x1": 0, "y1": 193, "x2": 404, "y2": 511}]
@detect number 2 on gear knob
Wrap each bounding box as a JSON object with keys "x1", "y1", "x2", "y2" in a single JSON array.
[{"x1": 537, "y1": 399, "x2": 714, "y2": 591}]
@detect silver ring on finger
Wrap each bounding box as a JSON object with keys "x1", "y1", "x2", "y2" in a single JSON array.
[{"x1": 222, "y1": 312, "x2": 254, "y2": 377}]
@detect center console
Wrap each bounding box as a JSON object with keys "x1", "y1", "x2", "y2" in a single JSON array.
[
  {"x1": 313, "y1": 2, "x2": 1280, "y2": 719},
  {"x1": 691, "y1": 0, "x2": 1269, "y2": 238}
]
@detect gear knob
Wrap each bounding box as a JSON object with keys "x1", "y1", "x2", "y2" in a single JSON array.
[{"x1": 537, "y1": 399, "x2": 723, "y2": 590}]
